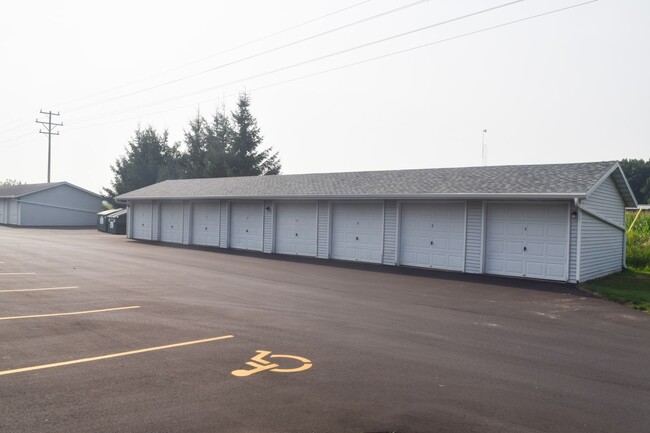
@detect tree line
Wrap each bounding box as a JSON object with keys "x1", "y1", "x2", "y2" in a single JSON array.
[
  {"x1": 103, "y1": 93, "x2": 280, "y2": 205},
  {"x1": 619, "y1": 159, "x2": 650, "y2": 204}
]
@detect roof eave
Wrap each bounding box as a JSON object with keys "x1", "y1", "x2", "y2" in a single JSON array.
[{"x1": 117, "y1": 193, "x2": 585, "y2": 202}]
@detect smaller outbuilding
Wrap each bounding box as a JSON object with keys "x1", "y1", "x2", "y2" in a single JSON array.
[{"x1": 0, "y1": 182, "x2": 102, "y2": 227}]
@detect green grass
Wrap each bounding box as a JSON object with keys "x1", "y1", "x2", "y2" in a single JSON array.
[
  {"x1": 626, "y1": 211, "x2": 650, "y2": 271},
  {"x1": 583, "y1": 269, "x2": 650, "y2": 312}
]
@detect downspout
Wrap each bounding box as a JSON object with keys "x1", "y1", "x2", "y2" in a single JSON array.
[{"x1": 574, "y1": 198, "x2": 582, "y2": 283}]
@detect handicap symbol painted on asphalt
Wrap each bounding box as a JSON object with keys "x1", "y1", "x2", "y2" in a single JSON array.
[{"x1": 231, "y1": 350, "x2": 312, "y2": 377}]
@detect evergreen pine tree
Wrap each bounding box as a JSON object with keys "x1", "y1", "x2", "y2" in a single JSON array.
[
  {"x1": 103, "y1": 126, "x2": 181, "y2": 204},
  {"x1": 229, "y1": 93, "x2": 281, "y2": 176},
  {"x1": 182, "y1": 112, "x2": 208, "y2": 178},
  {"x1": 205, "y1": 105, "x2": 232, "y2": 178}
]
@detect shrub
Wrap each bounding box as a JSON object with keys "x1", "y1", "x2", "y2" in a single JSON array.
[{"x1": 627, "y1": 211, "x2": 650, "y2": 271}]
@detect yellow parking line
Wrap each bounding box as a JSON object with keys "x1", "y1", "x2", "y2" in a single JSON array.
[
  {"x1": 0, "y1": 306, "x2": 140, "y2": 321},
  {"x1": 0, "y1": 273, "x2": 35, "y2": 276},
  {"x1": 0, "y1": 286, "x2": 80, "y2": 293},
  {"x1": 0, "y1": 335, "x2": 235, "y2": 376}
]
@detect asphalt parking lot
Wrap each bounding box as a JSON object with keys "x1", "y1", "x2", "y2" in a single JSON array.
[{"x1": 0, "y1": 227, "x2": 648, "y2": 433}]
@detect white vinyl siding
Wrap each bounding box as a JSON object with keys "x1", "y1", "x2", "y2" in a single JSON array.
[
  {"x1": 464, "y1": 201, "x2": 483, "y2": 274},
  {"x1": 582, "y1": 177, "x2": 625, "y2": 225},
  {"x1": 580, "y1": 213, "x2": 624, "y2": 281},
  {"x1": 182, "y1": 201, "x2": 191, "y2": 245},
  {"x1": 160, "y1": 202, "x2": 183, "y2": 244},
  {"x1": 275, "y1": 202, "x2": 318, "y2": 257},
  {"x1": 132, "y1": 201, "x2": 153, "y2": 240},
  {"x1": 486, "y1": 203, "x2": 569, "y2": 281},
  {"x1": 382, "y1": 200, "x2": 398, "y2": 265},
  {"x1": 263, "y1": 201, "x2": 273, "y2": 254},
  {"x1": 230, "y1": 201, "x2": 264, "y2": 251},
  {"x1": 331, "y1": 202, "x2": 383, "y2": 264},
  {"x1": 0, "y1": 199, "x2": 6, "y2": 224},
  {"x1": 317, "y1": 201, "x2": 329, "y2": 259},
  {"x1": 151, "y1": 201, "x2": 160, "y2": 241},
  {"x1": 220, "y1": 201, "x2": 229, "y2": 248},
  {"x1": 399, "y1": 202, "x2": 465, "y2": 271},
  {"x1": 8, "y1": 200, "x2": 18, "y2": 225},
  {"x1": 192, "y1": 201, "x2": 221, "y2": 247},
  {"x1": 578, "y1": 176, "x2": 626, "y2": 282}
]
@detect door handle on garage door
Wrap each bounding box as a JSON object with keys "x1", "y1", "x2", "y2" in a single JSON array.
[
  {"x1": 356, "y1": 236, "x2": 359, "y2": 241},
  {"x1": 523, "y1": 246, "x2": 527, "y2": 252}
]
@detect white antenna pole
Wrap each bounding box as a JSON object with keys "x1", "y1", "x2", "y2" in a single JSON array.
[{"x1": 481, "y1": 129, "x2": 488, "y2": 166}]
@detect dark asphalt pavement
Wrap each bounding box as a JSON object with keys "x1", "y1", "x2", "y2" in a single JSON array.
[{"x1": 0, "y1": 227, "x2": 648, "y2": 433}]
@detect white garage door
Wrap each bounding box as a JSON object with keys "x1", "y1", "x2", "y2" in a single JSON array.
[
  {"x1": 230, "y1": 202, "x2": 264, "y2": 251},
  {"x1": 160, "y1": 202, "x2": 183, "y2": 244},
  {"x1": 275, "y1": 202, "x2": 318, "y2": 257},
  {"x1": 331, "y1": 202, "x2": 383, "y2": 263},
  {"x1": 8, "y1": 200, "x2": 18, "y2": 225},
  {"x1": 192, "y1": 202, "x2": 220, "y2": 247},
  {"x1": 0, "y1": 200, "x2": 5, "y2": 224},
  {"x1": 486, "y1": 203, "x2": 569, "y2": 281},
  {"x1": 399, "y1": 202, "x2": 465, "y2": 271},
  {"x1": 132, "y1": 201, "x2": 153, "y2": 240}
]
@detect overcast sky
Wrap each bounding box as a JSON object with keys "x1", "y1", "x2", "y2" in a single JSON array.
[{"x1": 0, "y1": 0, "x2": 648, "y2": 194}]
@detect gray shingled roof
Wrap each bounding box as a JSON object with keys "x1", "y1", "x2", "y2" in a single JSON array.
[
  {"x1": 0, "y1": 182, "x2": 65, "y2": 198},
  {"x1": 116, "y1": 161, "x2": 635, "y2": 205},
  {"x1": 0, "y1": 182, "x2": 101, "y2": 199}
]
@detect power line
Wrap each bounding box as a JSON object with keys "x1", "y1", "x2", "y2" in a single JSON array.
[
  {"x1": 0, "y1": 0, "x2": 378, "y2": 133},
  {"x1": 0, "y1": 121, "x2": 36, "y2": 136},
  {"x1": 0, "y1": 131, "x2": 35, "y2": 145},
  {"x1": 56, "y1": 0, "x2": 377, "y2": 108},
  {"x1": 64, "y1": 0, "x2": 431, "y2": 113},
  {"x1": 64, "y1": 1, "x2": 599, "y2": 132},
  {"x1": 66, "y1": 0, "x2": 528, "y2": 125}
]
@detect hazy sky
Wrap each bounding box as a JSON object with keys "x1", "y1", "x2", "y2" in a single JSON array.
[{"x1": 0, "y1": 0, "x2": 648, "y2": 194}]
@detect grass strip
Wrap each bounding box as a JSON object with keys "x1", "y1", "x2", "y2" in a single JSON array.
[{"x1": 583, "y1": 269, "x2": 650, "y2": 312}]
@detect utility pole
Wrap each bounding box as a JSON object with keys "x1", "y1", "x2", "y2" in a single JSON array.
[
  {"x1": 36, "y1": 110, "x2": 62, "y2": 183},
  {"x1": 481, "y1": 129, "x2": 488, "y2": 166}
]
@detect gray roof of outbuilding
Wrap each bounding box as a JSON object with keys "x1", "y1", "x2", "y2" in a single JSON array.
[
  {"x1": 115, "y1": 161, "x2": 637, "y2": 206},
  {"x1": 0, "y1": 182, "x2": 101, "y2": 199},
  {"x1": 0, "y1": 182, "x2": 65, "y2": 198}
]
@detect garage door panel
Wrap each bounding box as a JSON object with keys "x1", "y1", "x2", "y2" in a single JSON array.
[
  {"x1": 547, "y1": 243, "x2": 566, "y2": 258},
  {"x1": 526, "y1": 261, "x2": 544, "y2": 277},
  {"x1": 486, "y1": 203, "x2": 568, "y2": 281},
  {"x1": 399, "y1": 202, "x2": 465, "y2": 271},
  {"x1": 507, "y1": 223, "x2": 526, "y2": 237},
  {"x1": 192, "y1": 202, "x2": 220, "y2": 246},
  {"x1": 527, "y1": 223, "x2": 545, "y2": 238},
  {"x1": 160, "y1": 202, "x2": 183, "y2": 243},
  {"x1": 133, "y1": 202, "x2": 153, "y2": 240},
  {"x1": 546, "y1": 263, "x2": 566, "y2": 279},
  {"x1": 506, "y1": 260, "x2": 524, "y2": 274},
  {"x1": 506, "y1": 241, "x2": 524, "y2": 254},
  {"x1": 331, "y1": 203, "x2": 383, "y2": 263},
  {"x1": 448, "y1": 256, "x2": 464, "y2": 269},
  {"x1": 275, "y1": 202, "x2": 318, "y2": 257},
  {"x1": 548, "y1": 223, "x2": 566, "y2": 238},
  {"x1": 525, "y1": 242, "x2": 545, "y2": 257},
  {"x1": 230, "y1": 202, "x2": 264, "y2": 251}
]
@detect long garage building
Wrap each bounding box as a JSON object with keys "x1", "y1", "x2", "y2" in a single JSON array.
[{"x1": 116, "y1": 161, "x2": 637, "y2": 283}]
